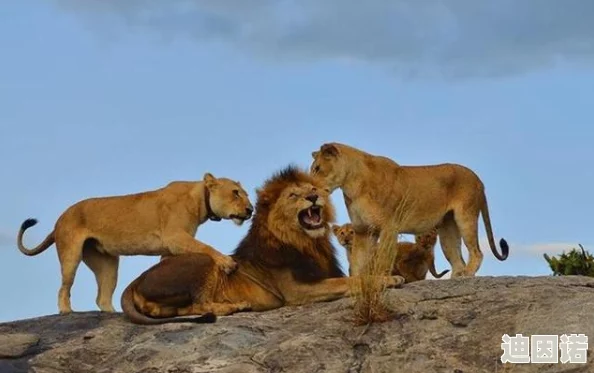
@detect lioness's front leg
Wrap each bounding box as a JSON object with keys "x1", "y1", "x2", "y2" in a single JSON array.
[
  {"x1": 285, "y1": 275, "x2": 405, "y2": 306},
  {"x1": 163, "y1": 232, "x2": 237, "y2": 274},
  {"x1": 349, "y1": 231, "x2": 379, "y2": 276}
]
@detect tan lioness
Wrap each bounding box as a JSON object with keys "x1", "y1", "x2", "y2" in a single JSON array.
[
  {"x1": 311, "y1": 143, "x2": 509, "y2": 278},
  {"x1": 17, "y1": 173, "x2": 254, "y2": 314},
  {"x1": 120, "y1": 165, "x2": 405, "y2": 325}
]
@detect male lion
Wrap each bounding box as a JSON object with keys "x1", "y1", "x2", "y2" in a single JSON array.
[
  {"x1": 311, "y1": 142, "x2": 509, "y2": 278},
  {"x1": 120, "y1": 165, "x2": 405, "y2": 325},
  {"x1": 17, "y1": 173, "x2": 254, "y2": 314},
  {"x1": 332, "y1": 224, "x2": 449, "y2": 281}
]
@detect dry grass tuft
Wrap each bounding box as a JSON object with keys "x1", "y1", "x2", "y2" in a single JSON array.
[{"x1": 350, "y1": 191, "x2": 413, "y2": 326}]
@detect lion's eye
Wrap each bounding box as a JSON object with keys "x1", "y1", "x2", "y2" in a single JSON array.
[
  {"x1": 289, "y1": 193, "x2": 298, "y2": 198},
  {"x1": 314, "y1": 165, "x2": 320, "y2": 173}
]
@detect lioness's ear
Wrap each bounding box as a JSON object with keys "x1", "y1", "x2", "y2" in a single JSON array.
[
  {"x1": 311, "y1": 151, "x2": 320, "y2": 159},
  {"x1": 203, "y1": 172, "x2": 217, "y2": 188},
  {"x1": 321, "y1": 143, "x2": 339, "y2": 157}
]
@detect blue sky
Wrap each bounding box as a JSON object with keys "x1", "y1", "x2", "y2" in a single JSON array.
[{"x1": 1, "y1": 1, "x2": 593, "y2": 322}]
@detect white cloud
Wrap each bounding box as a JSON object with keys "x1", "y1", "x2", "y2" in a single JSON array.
[{"x1": 54, "y1": 0, "x2": 594, "y2": 79}]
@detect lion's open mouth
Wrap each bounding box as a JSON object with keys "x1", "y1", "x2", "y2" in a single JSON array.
[{"x1": 298, "y1": 205, "x2": 324, "y2": 230}]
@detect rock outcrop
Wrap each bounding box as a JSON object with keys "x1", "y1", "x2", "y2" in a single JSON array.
[{"x1": 1, "y1": 276, "x2": 593, "y2": 373}]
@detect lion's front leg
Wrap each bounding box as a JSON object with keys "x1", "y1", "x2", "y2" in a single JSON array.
[
  {"x1": 162, "y1": 232, "x2": 238, "y2": 274},
  {"x1": 284, "y1": 275, "x2": 405, "y2": 306}
]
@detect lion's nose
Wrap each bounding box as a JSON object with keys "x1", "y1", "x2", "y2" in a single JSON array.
[
  {"x1": 245, "y1": 207, "x2": 253, "y2": 216},
  {"x1": 305, "y1": 194, "x2": 318, "y2": 204}
]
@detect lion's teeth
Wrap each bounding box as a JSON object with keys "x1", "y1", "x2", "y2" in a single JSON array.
[{"x1": 307, "y1": 209, "x2": 312, "y2": 217}]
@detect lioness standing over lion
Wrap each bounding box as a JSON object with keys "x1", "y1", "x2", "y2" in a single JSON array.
[
  {"x1": 17, "y1": 173, "x2": 254, "y2": 314},
  {"x1": 120, "y1": 165, "x2": 405, "y2": 325},
  {"x1": 311, "y1": 142, "x2": 509, "y2": 278}
]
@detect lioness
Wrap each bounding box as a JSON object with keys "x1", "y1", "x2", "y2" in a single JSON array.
[
  {"x1": 17, "y1": 173, "x2": 254, "y2": 314},
  {"x1": 332, "y1": 223, "x2": 449, "y2": 281},
  {"x1": 120, "y1": 165, "x2": 405, "y2": 325},
  {"x1": 311, "y1": 143, "x2": 509, "y2": 278}
]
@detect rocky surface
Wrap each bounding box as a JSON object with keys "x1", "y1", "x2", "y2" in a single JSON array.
[{"x1": 1, "y1": 276, "x2": 593, "y2": 373}]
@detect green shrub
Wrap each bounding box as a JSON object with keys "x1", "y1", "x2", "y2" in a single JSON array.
[{"x1": 543, "y1": 244, "x2": 594, "y2": 277}]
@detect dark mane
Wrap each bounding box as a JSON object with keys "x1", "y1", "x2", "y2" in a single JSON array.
[{"x1": 232, "y1": 164, "x2": 344, "y2": 282}]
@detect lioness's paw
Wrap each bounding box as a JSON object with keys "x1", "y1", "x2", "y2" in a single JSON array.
[
  {"x1": 216, "y1": 255, "x2": 238, "y2": 274},
  {"x1": 386, "y1": 275, "x2": 405, "y2": 288}
]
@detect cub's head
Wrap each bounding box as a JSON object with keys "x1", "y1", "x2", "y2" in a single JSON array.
[
  {"x1": 332, "y1": 223, "x2": 354, "y2": 250},
  {"x1": 203, "y1": 173, "x2": 254, "y2": 225},
  {"x1": 256, "y1": 165, "x2": 335, "y2": 242},
  {"x1": 414, "y1": 227, "x2": 438, "y2": 251},
  {"x1": 310, "y1": 143, "x2": 349, "y2": 192}
]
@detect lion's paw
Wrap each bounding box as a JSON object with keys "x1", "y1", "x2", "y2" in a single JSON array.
[
  {"x1": 237, "y1": 302, "x2": 253, "y2": 312},
  {"x1": 386, "y1": 275, "x2": 406, "y2": 288},
  {"x1": 216, "y1": 255, "x2": 238, "y2": 274}
]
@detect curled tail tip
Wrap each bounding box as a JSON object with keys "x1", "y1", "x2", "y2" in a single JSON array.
[
  {"x1": 498, "y1": 238, "x2": 510, "y2": 260},
  {"x1": 21, "y1": 218, "x2": 38, "y2": 231}
]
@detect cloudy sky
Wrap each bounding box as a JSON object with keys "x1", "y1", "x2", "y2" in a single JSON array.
[{"x1": 1, "y1": 1, "x2": 592, "y2": 322}]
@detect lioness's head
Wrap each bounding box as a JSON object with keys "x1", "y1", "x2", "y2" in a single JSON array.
[
  {"x1": 256, "y1": 165, "x2": 335, "y2": 241},
  {"x1": 310, "y1": 143, "x2": 348, "y2": 192},
  {"x1": 332, "y1": 223, "x2": 354, "y2": 250},
  {"x1": 203, "y1": 173, "x2": 254, "y2": 226}
]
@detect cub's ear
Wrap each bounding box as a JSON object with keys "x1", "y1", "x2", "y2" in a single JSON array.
[
  {"x1": 320, "y1": 143, "x2": 339, "y2": 157},
  {"x1": 331, "y1": 224, "x2": 340, "y2": 234},
  {"x1": 311, "y1": 151, "x2": 320, "y2": 159},
  {"x1": 203, "y1": 172, "x2": 217, "y2": 187}
]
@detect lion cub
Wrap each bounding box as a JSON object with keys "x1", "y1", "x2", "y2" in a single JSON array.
[
  {"x1": 17, "y1": 172, "x2": 254, "y2": 315},
  {"x1": 332, "y1": 223, "x2": 449, "y2": 282}
]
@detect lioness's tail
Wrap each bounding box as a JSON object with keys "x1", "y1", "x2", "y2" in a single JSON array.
[
  {"x1": 429, "y1": 261, "x2": 450, "y2": 279},
  {"x1": 120, "y1": 278, "x2": 217, "y2": 325},
  {"x1": 17, "y1": 218, "x2": 55, "y2": 256},
  {"x1": 480, "y1": 195, "x2": 509, "y2": 261}
]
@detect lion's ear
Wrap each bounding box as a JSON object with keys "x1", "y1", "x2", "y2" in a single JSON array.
[
  {"x1": 321, "y1": 143, "x2": 339, "y2": 157},
  {"x1": 203, "y1": 172, "x2": 217, "y2": 188},
  {"x1": 311, "y1": 151, "x2": 320, "y2": 159},
  {"x1": 256, "y1": 188, "x2": 270, "y2": 206}
]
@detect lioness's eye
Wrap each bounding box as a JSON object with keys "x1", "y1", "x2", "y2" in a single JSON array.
[
  {"x1": 289, "y1": 193, "x2": 298, "y2": 198},
  {"x1": 233, "y1": 189, "x2": 240, "y2": 197}
]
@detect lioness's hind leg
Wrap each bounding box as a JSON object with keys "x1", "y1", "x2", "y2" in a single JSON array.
[
  {"x1": 82, "y1": 246, "x2": 119, "y2": 312},
  {"x1": 178, "y1": 302, "x2": 252, "y2": 317},
  {"x1": 455, "y1": 211, "x2": 483, "y2": 277},
  {"x1": 438, "y1": 218, "x2": 466, "y2": 278},
  {"x1": 55, "y1": 235, "x2": 85, "y2": 314}
]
